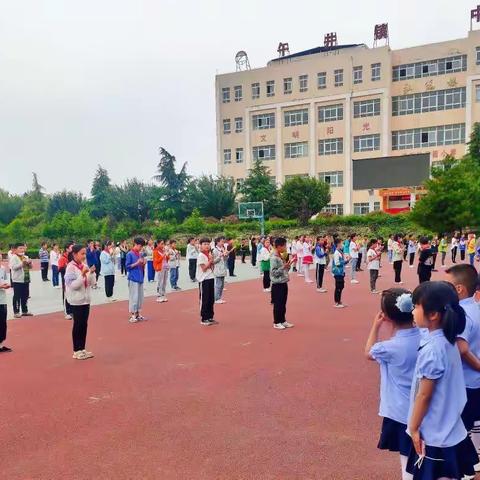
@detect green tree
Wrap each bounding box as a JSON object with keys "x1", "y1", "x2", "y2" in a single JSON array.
[
  {"x1": 467, "y1": 122, "x2": 480, "y2": 166},
  {"x1": 278, "y1": 176, "x2": 331, "y2": 225},
  {"x1": 238, "y1": 159, "x2": 278, "y2": 217},
  {"x1": 0, "y1": 189, "x2": 23, "y2": 225},
  {"x1": 90, "y1": 165, "x2": 113, "y2": 218},
  {"x1": 47, "y1": 191, "x2": 86, "y2": 218}
]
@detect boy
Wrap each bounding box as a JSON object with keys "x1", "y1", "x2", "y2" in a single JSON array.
[
  {"x1": 366, "y1": 238, "x2": 381, "y2": 294},
  {"x1": 126, "y1": 237, "x2": 146, "y2": 323},
  {"x1": 186, "y1": 237, "x2": 199, "y2": 282},
  {"x1": 270, "y1": 237, "x2": 294, "y2": 330},
  {"x1": 168, "y1": 240, "x2": 181, "y2": 291},
  {"x1": 0, "y1": 256, "x2": 11, "y2": 352},
  {"x1": 349, "y1": 233, "x2": 359, "y2": 283},
  {"x1": 39, "y1": 242, "x2": 50, "y2": 281},
  {"x1": 417, "y1": 236, "x2": 433, "y2": 284},
  {"x1": 153, "y1": 240, "x2": 169, "y2": 303},
  {"x1": 332, "y1": 238, "x2": 347, "y2": 308},
  {"x1": 213, "y1": 236, "x2": 228, "y2": 304},
  {"x1": 196, "y1": 238, "x2": 217, "y2": 326},
  {"x1": 9, "y1": 243, "x2": 33, "y2": 318}
]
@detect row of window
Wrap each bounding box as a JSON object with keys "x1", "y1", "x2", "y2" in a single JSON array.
[
  {"x1": 392, "y1": 55, "x2": 467, "y2": 82},
  {"x1": 391, "y1": 123, "x2": 465, "y2": 150}
]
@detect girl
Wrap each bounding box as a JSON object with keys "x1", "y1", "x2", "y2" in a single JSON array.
[
  {"x1": 168, "y1": 240, "x2": 181, "y2": 291},
  {"x1": 302, "y1": 235, "x2": 314, "y2": 283},
  {"x1": 366, "y1": 238, "x2": 381, "y2": 294},
  {"x1": 392, "y1": 234, "x2": 405, "y2": 284},
  {"x1": 64, "y1": 244, "x2": 96, "y2": 360},
  {"x1": 315, "y1": 236, "x2": 327, "y2": 293},
  {"x1": 365, "y1": 288, "x2": 421, "y2": 480},
  {"x1": 100, "y1": 241, "x2": 116, "y2": 302},
  {"x1": 439, "y1": 234, "x2": 448, "y2": 268},
  {"x1": 50, "y1": 244, "x2": 60, "y2": 288},
  {"x1": 459, "y1": 236, "x2": 466, "y2": 263},
  {"x1": 258, "y1": 237, "x2": 272, "y2": 292},
  {"x1": 144, "y1": 239, "x2": 155, "y2": 283},
  {"x1": 406, "y1": 281, "x2": 478, "y2": 479},
  {"x1": 213, "y1": 236, "x2": 228, "y2": 304},
  {"x1": 153, "y1": 240, "x2": 169, "y2": 303},
  {"x1": 408, "y1": 236, "x2": 417, "y2": 268},
  {"x1": 58, "y1": 242, "x2": 74, "y2": 320},
  {"x1": 332, "y1": 238, "x2": 346, "y2": 308}
]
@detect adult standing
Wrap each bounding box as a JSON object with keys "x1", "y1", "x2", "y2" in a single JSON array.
[
  {"x1": 391, "y1": 234, "x2": 404, "y2": 285},
  {"x1": 65, "y1": 244, "x2": 95, "y2": 360},
  {"x1": 100, "y1": 241, "x2": 116, "y2": 302},
  {"x1": 9, "y1": 243, "x2": 33, "y2": 318},
  {"x1": 186, "y1": 237, "x2": 199, "y2": 282},
  {"x1": 39, "y1": 242, "x2": 49, "y2": 282},
  {"x1": 58, "y1": 242, "x2": 74, "y2": 319}
]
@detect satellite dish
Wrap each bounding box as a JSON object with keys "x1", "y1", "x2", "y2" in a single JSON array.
[{"x1": 235, "y1": 51, "x2": 251, "y2": 71}]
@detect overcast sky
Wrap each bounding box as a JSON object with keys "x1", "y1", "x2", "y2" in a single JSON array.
[{"x1": 0, "y1": 0, "x2": 474, "y2": 195}]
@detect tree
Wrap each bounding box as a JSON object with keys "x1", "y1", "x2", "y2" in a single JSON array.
[
  {"x1": 467, "y1": 122, "x2": 480, "y2": 166},
  {"x1": 0, "y1": 189, "x2": 23, "y2": 225},
  {"x1": 47, "y1": 191, "x2": 86, "y2": 218},
  {"x1": 238, "y1": 159, "x2": 278, "y2": 217},
  {"x1": 90, "y1": 165, "x2": 113, "y2": 218},
  {"x1": 186, "y1": 175, "x2": 235, "y2": 219},
  {"x1": 410, "y1": 156, "x2": 480, "y2": 232},
  {"x1": 31, "y1": 172, "x2": 45, "y2": 198},
  {"x1": 278, "y1": 176, "x2": 331, "y2": 225}
]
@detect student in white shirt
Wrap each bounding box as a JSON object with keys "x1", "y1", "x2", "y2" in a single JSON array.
[
  {"x1": 196, "y1": 238, "x2": 217, "y2": 326},
  {"x1": 50, "y1": 243, "x2": 61, "y2": 288},
  {"x1": 366, "y1": 239, "x2": 381, "y2": 294},
  {"x1": 296, "y1": 236, "x2": 305, "y2": 276},
  {"x1": 349, "y1": 233, "x2": 360, "y2": 284}
]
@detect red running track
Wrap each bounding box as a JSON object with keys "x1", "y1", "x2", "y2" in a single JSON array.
[{"x1": 1, "y1": 262, "x2": 475, "y2": 480}]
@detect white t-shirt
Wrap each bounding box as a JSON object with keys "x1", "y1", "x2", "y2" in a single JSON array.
[
  {"x1": 296, "y1": 241, "x2": 304, "y2": 258},
  {"x1": 50, "y1": 250, "x2": 60, "y2": 267},
  {"x1": 350, "y1": 241, "x2": 359, "y2": 259},
  {"x1": 196, "y1": 252, "x2": 214, "y2": 282},
  {"x1": 367, "y1": 248, "x2": 380, "y2": 270}
]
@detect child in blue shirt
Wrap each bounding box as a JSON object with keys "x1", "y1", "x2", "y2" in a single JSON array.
[
  {"x1": 365, "y1": 288, "x2": 420, "y2": 480},
  {"x1": 406, "y1": 281, "x2": 478, "y2": 479},
  {"x1": 126, "y1": 237, "x2": 146, "y2": 323}
]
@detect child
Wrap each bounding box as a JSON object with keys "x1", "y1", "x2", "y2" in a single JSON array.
[
  {"x1": 59, "y1": 242, "x2": 74, "y2": 319},
  {"x1": 358, "y1": 238, "x2": 366, "y2": 271},
  {"x1": 50, "y1": 244, "x2": 60, "y2": 288},
  {"x1": 213, "y1": 236, "x2": 228, "y2": 304},
  {"x1": 270, "y1": 237, "x2": 294, "y2": 330},
  {"x1": 126, "y1": 237, "x2": 146, "y2": 323},
  {"x1": 168, "y1": 240, "x2": 181, "y2": 290},
  {"x1": 387, "y1": 235, "x2": 394, "y2": 264},
  {"x1": 196, "y1": 238, "x2": 217, "y2": 326},
  {"x1": 0, "y1": 257, "x2": 11, "y2": 352},
  {"x1": 302, "y1": 236, "x2": 314, "y2": 283},
  {"x1": 467, "y1": 233, "x2": 476, "y2": 266},
  {"x1": 406, "y1": 281, "x2": 478, "y2": 479},
  {"x1": 439, "y1": 234, "x2": 448, "y2": 267},
  {"x1": 9, "y1": 243, "x2": 33, "y2": 318},
  {"x1": 186, "y1": 237, "x2": 199, "y2": 282},
  {"x1": 365, "y1": 288, "x2": 420, "y2": 480},
  {"x1": 144, "y1": 239, "x2": 155, "y2": 283},
  {"x1": 445, "y1": 264, "x2": 480, "y2": 465},
  {"x1": 315, "y1": 236, "x2": 327, "y2": 293},
  {"x1": 349, "y1": 233, "x2": 359, "y2": 283},
  {"x1": 366, "y1": 238, "x2": 381, "y2": 294},
  {"x1": 417, "y1": 237, "x2": 433, "y2": 284},
  {"x1": 100, "y1": 241, "x2": 116, "y2": 301},
  {"x1": 332, "y1": 238, "x2": 347, "y2": 308},
  {"x1": 392, "y1": 234, "x2": 404, "y2": 285},
  {"x1": 296, "y1": 236, "x2": 304, "y2": 276},
  {"x1": 430, "y1": 237, "x2": 439, "y2": 272},
  {"x1": 459, "y1": 235, "x2": 467, "y2": 262},
  {"x1": 407, "y1": 236, "x2": 416, "y2": 268},
  {"x1": 153, "y1": 240, "x2": 169, "y2": 303},
  {"x1": 39, "y1": 242, "x2": 50, "y2": 282},
  {"x1": 258, "y1": 237, "x2": 272, "y2": 292}
]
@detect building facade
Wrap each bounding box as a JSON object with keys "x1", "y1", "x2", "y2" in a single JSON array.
[{"x1": 215, "y1": 29, "x2": 480, "y2": 215}]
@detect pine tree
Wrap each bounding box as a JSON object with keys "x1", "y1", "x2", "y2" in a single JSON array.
[{"x1": 90, "y1": 165, "x2": 112, "y2": 218}]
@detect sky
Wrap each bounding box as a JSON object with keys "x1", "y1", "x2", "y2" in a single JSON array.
[{"x1": 0, "y1": 0, "x2": 475, "y2": 195}]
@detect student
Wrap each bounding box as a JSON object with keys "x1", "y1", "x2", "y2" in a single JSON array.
[
  {"x1": 445, "y1": 264, "x2": 480, "y2": 465},
  {"x1": 387, "y1": 235, "x2": 394, "y2": 264},
  {"x1": 392, "y1": 234, "x2": 404, "y2": 285},
  {"x1": 349, "y1": 233, "x2": 359, "y2": 284},
  {"x1": 357, "y1": 238, "x2": 366, "y2": 271},
  {"x1": 459, "y1": 235, "x2": 467, "y2": 262},
  {"x1": 126, "y1": 237, "x2": 146, "y2": 323},
  {"x1": 240, "y1": 238, "x2": 249, "y2": 264},
  {"x1": 86, "y1": 240, "x2": 99, "y2": 287},
  {"x1": 407, "y1": 236, "x2": 416, "y2": 268},
  {"x1": 250, "y1": 236, "x2": 258, "y2": 267},
  {"x1": 451, "y1": 234, "x2": 459, "y2": 264},
  {"x1": 144, "y1": 239, "x2": 155, "y2": 283},
  {"x1": 258, "y1": 237, "x2": 272, "y2": 292},
  {"x1": 39, "y1": 242, "x2": 50, "y2": 281},
  {"x1": 365, "y1": 288, "x2": 420, "y2": 480},
  {"x1": 467, "y1": 233, "x2": 477, "y2": 266},
  {"x1": 119, "y1": 240, "x2": 128, "y2": 276},
  {"x1": 0, "y1": 257, "x2": 11, "y2": 353},
  {"x1": 315, "y1": 236, "x2": 327, "y2": 293},
  {"x1": 58, "y1": 242, "x2": 74, "y2": 319},
  {"x1": 302, "y1": 236, "x2": 314, "y2": 283},
  {"x1": 417, "y1": 237, "x2": 434, "y2": 284},
  {"x1": 332, "y1": 238, "x2": 346, "y2": 308},
  {"x1": 439, "y1": 234, "x2": 448, "y2": 267},
  {"x1": 49, "y1": 244, "x2": 60, "y2": 288},
  {"x1": 213, "y1": 237, "x2": 228, "y2": 304},
  {"x1": 168, "y1": 240, "x2": 181, "y2": 291},
  {"x1": 196, "y1": 238, "x2": 217, "y2": 326},
  {"x1": 9, "y1": 243, "x2": 33, "y2": 318},
  {"x1": 153, "y1": 240, "x2": 169, "y2": 303},
  {"x1": 296, "y1": 235, "x2": 305, "y2": 276},
  {"x1": 100, "y1": 241, "x2": 116, "y2": 302},
  {"x1": 406, "y1": 281, "x2": 478, "y2": 479},
  {"x1": 186, "y1": 237, "x2": 199, "y2": 282},
  {"x1": 270, "y1": 237, "x2": 294, "y2": 330},
  {"x1": 367, "y1": 238, "x2": 381, "y2": 294},
  {"x1": 226, "y1": 238, "x2": 237, "y2": 277},
  {"x1": 430, "y1": 237, "x2": 439, "y2": 272},
  {"x1": 64, "y1": 244, "x2": 96, "y2": 360}
]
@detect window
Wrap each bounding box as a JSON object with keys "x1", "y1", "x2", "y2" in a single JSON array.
[
  {"x1": 392, "y1": 55, "x2": 467, "y2": 81},
  {"x1": 284, "y1": 142, "x2": 309, "y2": 159},
  {"x1": 319, "y1": 171, "x2": 343, "y2": 187},
  {"x1": 283, "y1": 77, "x2": 292, "y2": 94},
  {"x1": 252, "y1": 82, "x2": 260, "y2": 99},
  {"x1": 284, "y1": 108, "x2": 308, "y2": 127},
  {"x1": 392, "y1": 87, "x2": 466, "y2": 115},
  {"x1": 285, "y1": 174, "x2": 309, "y2": 180},
  {"x1": 318, "y1": 138, "x2": 343, "y2": 155},
  {"x1": 323, "y1": 204, "x2": 344, "y2": 215},
  {"x1": 299, "y1": 74, "x2": 308, "y2": 92},
  {"x1": 353, "y1": 98, "x2": 380, "y2": 118},
  {"x1": 477, "y1": 47, "x2": 480, "y2": 65},
  {"x1": 252, "y1": 145, "x2": 276, "y2": 161},
  {"x1": 222, "y1": 87, "x2": 230, "y2": 103},
  {"x1": 353, "y1": 66, "x2": 363, "y2": 84},
  {"x1": 391, "y1": 124, "x2": 466, "y2": 150},
  {"x1": 371, "y1": 63, "x2": 381, "y2": 81},
  {"x1": 252, "y1": 112, "x2": 275, "y2": 130},
  {"x1": 318, "y1": 103, "x2": 343, "y2": 122},
  {"x1": 476, "y1": 84, "x2": 480, "y2": 102},
  {"x1": 334, "y1": 69, "x2": 344, "y2": 87},
  {"x1": 353, "y1": 203, "x2": 370, "y2": 215},
  {"x1": 223, "y1": 149, "x2": 231, "y2": 164},
  {"x1": 223, "y1": 119, "x2": 231, "y2": 134},
  {"x1": 234, "y1": 117, "x2": 243, "y2": 133},
  {"x1": 234, "y1": 85, "x2": 243, "y2": 102},
  {"x1": 353, "y1": 134, "x2": 380, "y2": 152},
  {"x1": 317, "y1": 72, "x2": 326, "y2": 89},
  {"x1": 235, "y1": 148, "x2": 244, "y2": 163},
  {"x1": 266, "y1": 80, "x2": 275, "y2": 97}
]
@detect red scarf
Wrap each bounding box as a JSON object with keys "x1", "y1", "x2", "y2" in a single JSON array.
[{"x1": 72, "y1": 261, "x2": 88, "y2": 288}]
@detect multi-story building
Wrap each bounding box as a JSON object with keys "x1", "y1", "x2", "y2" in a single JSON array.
[{"x1": 215, "y1": 28, "x2": 480, "y2": 215}]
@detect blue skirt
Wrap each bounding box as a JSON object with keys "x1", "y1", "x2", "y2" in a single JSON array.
[
  {"x1": 462, "y1": 387, "x2": 480, "y2": 431},
  {"x1": 406, "y1": 435, "x2": 478, "y2": 480},
  {"x1": 377, "y1": 417, "x2": 412, "y2": 456}
]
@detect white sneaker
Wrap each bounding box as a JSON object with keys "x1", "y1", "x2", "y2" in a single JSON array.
[
  {"x1": 350, "y1": 279, "x2": 359, "y2": 284},
  {"x1": 128, "y1": 316, "x2": 139, "y2": 323},
  {"x1": 334, "y1": 303, "x2": 346, "y2": 308},
  {"x1": 395, "y1": 281, "x2": 404, "y2": 285},
  {"x1": 72, "y1": 350, "x2": 89, "y2": 360},
  {"x1": 316, "y1": 288, "x2": 327, "y2": 293},
  {"x1": 273, "y1": 323, "x2": 286, "y2": 330},
  {"x1": 282, "y1": 322, "x2": 294, "y2": 328},
  {"x1": 215, "y1": 299, "x2": 226, "y2": 304},
  {"x1": 82, "y1": 350, "x2": 94, "y2": 359},
  {"x1": 371, "y1": 290, "x2": 379, "y2": 294},
  {"x1": 64, "y1": 314, "x2": 73, "y2": 320},
  {"x1": 109, "y1": 298, "x2": 117, "y2": 303},
  {"x1": 305, "y1": 280, "x2": 314, "y2": 283},
  {"x1": 156, "y1": 296, "x2": 168, "y2": 303},
  {"x1": 263, "y1": 288, "x2": 271, "y2": 292},
  {"x1": 200, "y1": 320, "x2": 212, "y2": 326},
  {"x1": 54, "y1": 285, "x2": 61, "y2": 289}
]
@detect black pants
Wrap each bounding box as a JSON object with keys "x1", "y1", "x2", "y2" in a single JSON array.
[
  {"x1": 432, "y1": 253, "x2": 437, "y2": 270},
  {"x1": 61, "y1": 272, "x2": 73, "y2": 315},
  {"x1": 241, "y1": 250, "x2": 247, "y2": 263},
  {"x1": 393, "y1": 260, "x2": 402, "y2": 283},
  {"x1": 40, "y1": 262, "x2": 49, "y2": 281},
  {"x1": 12, "y1": 282, "x2": 29, "y2": 314},
  {"x1": 441, "y1": 252, "x2": 446, "y2": 266},
  {"x1": 71, "y1": 304, "x2": 90, "y2": 352},
  {"x1": 452, "y1": 247, "x2": 458, "y2": 263},
  {"x1": 409, "y1": 252, "x2": 415, "y2": 266},
  {"x1": 316, "y1": 264, "x2": 325, "y2": 288},
  {"x1": 460, "y1": 250, "x2": 466, "y2": 261},
  {"x1": 271, "y1": 283, "x2": 288, "y2": 324},
  {"x1": 418, "y1": 270, "x2": 432, "y2": 284},
  {"x1": 334, "y1": 276, "x2": 344, "y2": 304},
  {"x1": 104, "y1": 275, "x2": 115, "y2": 298},
  {"x1": 227, "y1": 257, "x2": 235, "y2": 276},
  {"x1": 120, "y1": 257, "x2": 127, "y2": 275},
  {"x1": 251, "y1": 249, "x2": 257, "y2": 267},
  {"x1": 403, "y1": 249, "x2": 408, "y2": 261},
  {"x1": 262, "y1": 270, "x2": 271, "y2": 289},
  {"x1": 188, "y1": 259, "x2": 197, "y2": 281},
  {"x1": 0, "y1": 304, "x2": 7, "y2": 343},
  {"x1": 199, "y1": 278, "x2": 215, "y2": 321},
  {"x1": 356, "y1": 253, "x2": 363, "y2": 270},
  {"x1": 369, "y1": 269, "x2": 378, "y2": 291}
]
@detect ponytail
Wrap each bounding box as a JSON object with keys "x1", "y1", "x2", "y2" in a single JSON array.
[{"x1": 442, "y1": 303, "x2": 466, "y2": 344}]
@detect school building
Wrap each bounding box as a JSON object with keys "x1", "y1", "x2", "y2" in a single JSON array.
[{"x1": 215, "y1": 23, "x2": 480, "y2": 215}]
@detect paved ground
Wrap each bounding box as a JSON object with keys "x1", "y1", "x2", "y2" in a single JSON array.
[{"x1": 1, "y1": 258, "x2": 477, "y2": 479}]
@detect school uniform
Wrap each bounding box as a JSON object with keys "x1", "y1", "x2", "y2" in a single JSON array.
[
  {"x1": 186, "y1": 244, "x2": 199, "y2": 281},
  {"x1": 406, "y1": 329, "x2": 479, "y2": 479},
  {"x1": 213, "y1": 246, "x2": 227, "y2": 301},
  {"x1": 417, "y1": 248, "x2": 433, "y2": 284},
  {"x1": 258, "y1": 247, "x2": 272, "y2": 289},
  {"x1": 314, "y1": 244, "x2": 327, "y2": 289},
  {"x1": 197, "y1": 252, "x2": 215, "y2": 322},
  {"x1": 126, "y1": 250, "x2": 145, "y2": 313},
  {"x1": 392, "y1": 242, "x2": 403, "y2": 283},
  {"x1": 39, "y1": 247, "x2": 49, "y2": 281},
  {"x1": 370, "y1": 328, "x2": 421, "y2": 456},
  {"x1": 100, "y1": 250, "x2": 115, "y2": 298},
  {"x1": 459, "y1": 238, "x2": 466, "y2": 261},
  {"x1": 50, "y1": 250, "x2": 60, "y2": 287},
  {"x1": 270, "y1": 253, "x2": 289, "y2": 324},
  {"x1": 366, "y1": 248, "x2": 380, "y2": 291},
  {"x1": 332, "y1": 250, "x2": 345, "y2": 304},
  {"x1": 407, "y1": 241, "x2": 416, "y2": 266}
]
